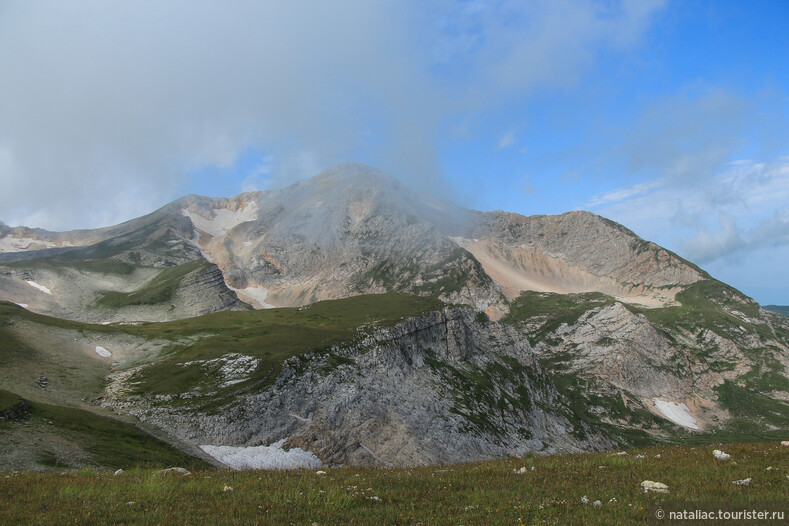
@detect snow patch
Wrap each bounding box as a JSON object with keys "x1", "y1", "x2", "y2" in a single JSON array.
[
  {"x1": 14, "y1": 303, "x2": 28, "y2": 309},
  {"x1": 25, "y1": 280, "x2": 51, "y2": 294},
  {"x1": 229, "y1": 285, "x2": 275, "y2": 309},
  {"x1": 178, "y1": 353, "x2": 259, "y2": 388},
  {"x1": 200, "y1": 440, "x2": 324, "y2": 470},
  {"x1": 653, "y1": 399, "x2": 699, "y2": 429},
  {"x1": 182, "y1": 204, "x2": 259, "y2": 239},
  {"x1": 94, "y1": 346, "x2": 112, "y2": 358}
]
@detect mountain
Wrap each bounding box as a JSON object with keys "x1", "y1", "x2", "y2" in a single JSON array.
[
  {"x1": 0, "y1": 163, "x2": 707, "y2": 321},
  {"x1": 1, "y1": 162, "x2": 788, "y2": 470},
  {"x1": 764, "y1": 305, "x2": 789, "y2": 316}
]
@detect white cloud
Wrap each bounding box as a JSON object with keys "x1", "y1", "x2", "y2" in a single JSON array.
[
  {"x1": 678, "y1": 214, "x2": 744, "y2": 264},
  {"x1": 0, "y1": 0, "x2": 667, "y2": 230},
  {"x1": 590, "y1": 157, "x2": 789, "y2": 264},
  {"x1": 586, "y1": 179, "x2": 663, "y2": 206},
  {"x1": 612, "y1": 89, "x2": 751, "y2": 182},
  {"x1": 241, "y1": 157, "x2": 273, "y2": 194},
  {"x1": 497, "y1": 130, "x2": 517, "y2": 150}
]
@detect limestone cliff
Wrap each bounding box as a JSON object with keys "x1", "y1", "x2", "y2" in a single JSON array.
[{"x1": 103, "y1": 308, "x2": 612, "y2": 467}]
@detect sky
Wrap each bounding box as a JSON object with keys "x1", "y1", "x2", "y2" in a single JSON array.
[{"x1": 1, "y1": 1, "x2": 788, "y2": 304}]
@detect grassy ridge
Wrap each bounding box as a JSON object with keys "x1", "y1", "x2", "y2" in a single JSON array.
[
  {"x1": 499, "y1": 282, "x2": 789, "y2": 447},
  {"x1": 1, "y1": 442, "x2": 786, "y2": 525},
  {"x1": 0, "y1": 389, "x2": 210, "y2": 471},
  {"x1": 765, "y1": 305, "x2": 789, "y2": 316},
  {"x1": 124, "y1": 294, "x2": 444, "y2": 401},
  {"x1": 95, "y1": 260, "x2": 210, "y2": 308},
  {"x1": 0, "y1": 295, "x2": 443, "y2": 404},
  {"x1": 502, "y1": 290, "x2": 615, "y2": 345},
  {"x1": 0, "y1": 303, "x2": 113, "y2": 406}
]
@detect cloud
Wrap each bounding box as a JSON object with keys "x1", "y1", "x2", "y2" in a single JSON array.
[
  {"x1": 590, "y1": 157, "x2": 789, "y2": 264},
  {"x1": 497, "y1": 130, "x2": 518, "y2": 150},
  {"x1": 0, "y1": 0, "x2": 667, "y2": 230},
  {"x1": 678, "y1": 214, "x2": 745, "y2": 263},
  {"x1": 240, "y1": 156, "x2": 274, "y2": 194},
  {"x1": 612, "y1": 88, "x2": 752, "y2": 182},
  {"x1": 586, "y1": 179, "x2": 662, "y2": 206}
]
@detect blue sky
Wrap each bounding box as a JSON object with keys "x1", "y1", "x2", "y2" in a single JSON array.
[{"x1": 1, "y1": 1, "x2": 788, "y2": 304}]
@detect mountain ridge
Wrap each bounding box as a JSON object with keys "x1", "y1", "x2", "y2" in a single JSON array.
[{"x1": 1, "y1": 162, "x2": 787, "y2": 471}]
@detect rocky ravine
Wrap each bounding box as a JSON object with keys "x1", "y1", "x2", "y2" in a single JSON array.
[{"x1": 103, "y1": 308, "x2": 613, "y2": 467}]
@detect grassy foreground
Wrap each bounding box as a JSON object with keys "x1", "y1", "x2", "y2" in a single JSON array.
[{"x1": 2, "y1": 442, "x2": 787, "y2": 525}]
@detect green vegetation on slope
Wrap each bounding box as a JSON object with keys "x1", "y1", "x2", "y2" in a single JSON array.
[
  {"x1": 355, "y1": 246, "x2": 484, "y2": 298},
  {"x1": 0, "y1": 389, "x2": 210, "y2": 471},
  {"x1": 423, "y1": 352, "x2": 545, "y2": 439},
  {"x1": 502, "y1": 290, "x2": 615, "y2": 344},
  {"x1": 95, "y1": 260, "x2": 209, "y2": 308},
  {"x1": 636, "y1": 279, "x2": 768, "y2": 340},
  {"x1": 1, "y1": 441, "x2": 786, "y2": 525},
  {"x1": 499, "y1": 282, "x2": 789, "y2": 447},
  {"x1": 119, "y1": 294, "x2": 444, "y2": 405},
  {"x1": 764, "y1": 305, "x2": 789, "y2": 316},
  {"x1": 0, "y1": 303, "x2": 113, "y2": 406},
  {"x1": 0, "y1": 390, "x2": 25, "y2": 414},
  {"x1": 4, "y1": 255, "x2": 136, "y2": 276},
  {"x1": 1, "y1": 294, "x2": 443, "y2": 411}
]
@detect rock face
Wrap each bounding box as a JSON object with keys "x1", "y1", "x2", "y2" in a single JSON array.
[
  {"x1": 0, "y1": 260, "x2": 249, "y2": 323},
  {"x1": 510, "y1": 283, "x2": 789, "y2": 438},
  {"x1": 458, "y1": 210, "x2": 705, "y2": 307},
  {"x1": 0, "y1": 163, "x2": 713, "y2": 321},
  {"x1": 2, "y1": 162, "x2": 788, "y2": 468},
  {"x1": 104, "y1": 308, "x2": 612, "y2": 466},
  {"x1": 176, "y1": 163, "x2": 500, "y2": 312},
  {"x1": 171, "y1": 164, "x2": 705, "y2": 313}
]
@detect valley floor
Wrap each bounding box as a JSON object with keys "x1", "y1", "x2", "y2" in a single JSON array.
[{"x1": 1, "y1": 441, "x2": 787, "y2": 525}]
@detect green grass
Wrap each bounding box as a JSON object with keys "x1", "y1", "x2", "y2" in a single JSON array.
[
  {"x1": 0, "y1": 303, "x2": 114, "y2": 407},
  {"x1": 0, "y1": 390, "x2": 25, "y2": 414},
  {"x1": 119, "y1": 294, "x2": 444, "y2": 403},
  {"x1": 502, "y1": 290, "x2": 615, "y2": 344},
  {"x1": 1, "y1": 441, "x2": 786, "y2": 525},
  {"x1": 635, "y1": 279, "x2": 772, "y2": 342},
  {"x1": 0, "y1": 294, "x2": 442, "y2": 410},
  {"x1": 0, "y1": 389, "x2": 209, "y2": 471},
  {"x1": 4, "y1": 255, "x2": 137, "y2": 276},
  {"x1": 95, "y1": 260, "x2": 209, "y2": 308},
  {"x1": 764, "y1": 305, "x2": 789, "y2": 316}
]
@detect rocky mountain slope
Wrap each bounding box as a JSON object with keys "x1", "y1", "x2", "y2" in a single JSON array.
[
  {"x1": 1, "y1": 163, "x2": 705, "y2": 322},
  {"x1": 103, "y1": 304, "x2": 612, "y2": 467},
  {"x1": 1, "y1": 162, "x2": 788, "y2": 470}
]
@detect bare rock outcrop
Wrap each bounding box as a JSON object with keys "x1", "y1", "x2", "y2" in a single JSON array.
[{"x1": 104, "y1": 308, "x2": 613, "y2": 467}]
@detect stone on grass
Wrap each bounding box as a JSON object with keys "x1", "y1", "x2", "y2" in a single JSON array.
[
  {"x1": 781, "y1": 441, "x2": 789, "y2": 447},
  {"x1": 315, "y1": 470, "x2": 327, "y2": 476},
  {"x1": 593, "y1": 500, "x2": 602, "y2": 507},
  {"x1": 713, "y1": 449, "x2": 731, "y2": 461},
  {"x1": 641, "y1": 480, "x2": 669, "y2": 494},
  {"x1": 581, "y1": 495, "x2": 589, "y2": 504},
  {"x1": 114, "y1": 469, "x2": 124, "y2": 476},
  {"x1": 162, "y1": 467, "x2": 191, "y2": 476},
  {"x1": 514, "y1": 467, "x2": 528, "y2": 474},
  {"x1": 732, "y1": 478, "x2": 751, "y2": 486}
]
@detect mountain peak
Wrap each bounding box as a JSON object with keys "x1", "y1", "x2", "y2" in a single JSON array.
[{"x1": 308, "y1": 162, "x2": 402, "y2": 190}]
